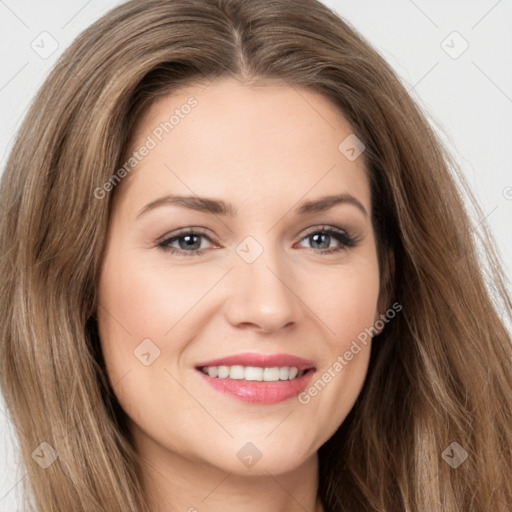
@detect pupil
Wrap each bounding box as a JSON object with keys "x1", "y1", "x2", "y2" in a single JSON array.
[
  {"x1": 180, "y1": 235, "x2": 200, "y2": 250},
  {"x1": 312, "y1": 233, "x2": 329, "y2": 249}
]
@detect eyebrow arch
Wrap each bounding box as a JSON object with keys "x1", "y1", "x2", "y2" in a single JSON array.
[
  {"x1": 136, "y1": 195, "x2": 236, "y2": 218},
  {"x1": 296, "y1": 193, "x2": 368, "y2": 217},
  {"x1": 136, "y1": 193, "x2": 368, "y2": 219}
]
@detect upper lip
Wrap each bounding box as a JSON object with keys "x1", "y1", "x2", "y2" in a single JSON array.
[{"x1": 195, "y1": 352, "x2": 315, "y2": 371}]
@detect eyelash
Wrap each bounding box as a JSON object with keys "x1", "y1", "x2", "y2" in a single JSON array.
[{"x1": 156, "y1": 225, "x2": 359, "y2": 257}]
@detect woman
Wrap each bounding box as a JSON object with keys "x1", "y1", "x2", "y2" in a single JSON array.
[{"x1": 1, "y1": 0, "x2": 511, "y2": 511}]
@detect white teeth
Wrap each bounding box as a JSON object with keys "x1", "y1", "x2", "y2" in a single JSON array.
[
  {"x1": 262, "y1": 367, "x2": 280, "y2": 381},
  {"x1": 200, "y1": 365, "x2": 306, "y2": 381},
  {"x1": 229, "y1": 365, "x2": 245, "y2": 380},
  {"x1": 244, "y1": 367, "x2": 263, "y2": 381},
  {"x1": 279, "y1": 366, "x2": 289, "y2": 380},
  {"x1": 217, "y1": 365, "x2": 229, "y2": 379},
  {"x1": 288, "y1": 367, "x2": 298, "y2": 379}
]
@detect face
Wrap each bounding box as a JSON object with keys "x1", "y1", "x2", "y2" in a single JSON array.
[{"x1": 97, "y1": 77, "x2": 384, "y2": 476}]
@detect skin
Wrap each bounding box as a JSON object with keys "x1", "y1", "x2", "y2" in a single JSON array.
[{"x1": 97, "y1": 77, "x2": 387, "y2": 512}]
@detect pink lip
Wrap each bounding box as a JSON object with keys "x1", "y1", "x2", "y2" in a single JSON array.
[
  {"x1": 195, "y1": 352, "x2": 316, "y2": 404},
  {"x1": 197, "y1": 371, "x2": 314, "y2": 404},
  {"x1": 195, "y1": 352, "x2": 315, "y2": 371}
]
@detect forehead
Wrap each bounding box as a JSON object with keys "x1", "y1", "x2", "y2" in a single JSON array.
[{"x1": 114, "y1": 77, "x2": 370, "y2": 215}]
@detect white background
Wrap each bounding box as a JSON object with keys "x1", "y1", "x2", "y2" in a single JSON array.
[{"x1": 1, "y1": 1, "x2": 511, "y2": 509}]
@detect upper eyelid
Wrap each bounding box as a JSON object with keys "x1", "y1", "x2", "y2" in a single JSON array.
[
  {"x1": 160, "y1": 224, "x2": 348, "y2": 238},
  {"x1": 158, "y1": 227, "x2": 214, "y2": 241}
]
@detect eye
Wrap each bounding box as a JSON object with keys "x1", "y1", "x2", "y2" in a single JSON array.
[
  {"x1": 295, "y1": 225, "x2": 358, "y2": 255},
  {"x1": 156, "y1": 225, "x2": 359, "y2": 257},
  {"x1": 157, "y1": 228, "x2": 216, "y2": 257}
]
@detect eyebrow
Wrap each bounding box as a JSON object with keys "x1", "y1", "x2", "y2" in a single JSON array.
[{"x1": 136, "y1": 193, "x2": 368, "y2": 219}]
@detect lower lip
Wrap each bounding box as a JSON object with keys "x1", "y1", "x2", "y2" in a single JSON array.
[{"x1": 197, "y1": 369, "x2": 315, "y2": 404}]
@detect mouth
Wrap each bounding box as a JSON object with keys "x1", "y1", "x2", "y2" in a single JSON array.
[
  {"x1": 194, "y1": 352, "x2": 316, "y2": 404},
  {"x1": 197, "y1": 364, "x2": 311, "y2": 381}
]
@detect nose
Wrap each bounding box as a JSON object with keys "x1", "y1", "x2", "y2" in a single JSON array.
[{"x1": 223, "y1": 244, "x2": 300, "y2": 334}]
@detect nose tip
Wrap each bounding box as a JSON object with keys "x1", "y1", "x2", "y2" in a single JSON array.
[{"x1": 223, "y1": 254, "x2": 300, "y2": 334}]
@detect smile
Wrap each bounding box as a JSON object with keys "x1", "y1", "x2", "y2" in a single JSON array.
[
  {"x1": 196, "y1": 368, "x2": 315, "y2": 404},
  {"x1": 199, "y1": 365, "x2": 305, "y2": 381}
]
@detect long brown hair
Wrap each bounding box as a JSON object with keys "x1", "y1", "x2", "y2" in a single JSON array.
[{"x1": 1, "y1": 0, "x2": 511, "y2": 510}]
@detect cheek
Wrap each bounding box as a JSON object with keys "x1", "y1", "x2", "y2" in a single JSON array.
[
  {"x1": 304, "y1": 255, "x2": 381, "y2": 349},
  {"x1": 96, "y1": 249, "x2": 230, "y2": 403},
  {"x1": 97, "y1": 251, "x2": 218, "y2": 345},
  {"x1": 292, "y1": 254, "x2": 380, "y2": 437},
  {"x1": 96, "y1": 252, "x2": 200, "y2": 429}
]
